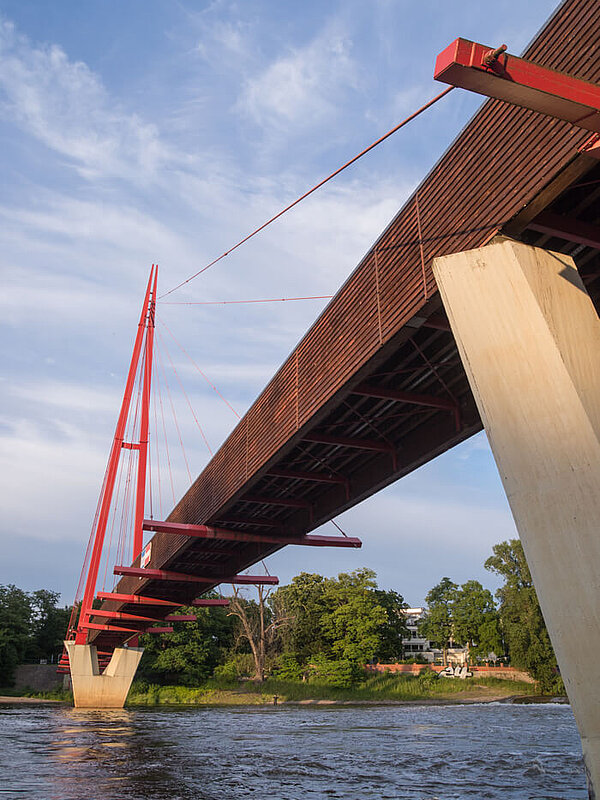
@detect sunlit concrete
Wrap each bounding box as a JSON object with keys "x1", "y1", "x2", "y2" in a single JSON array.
[
  {"x1": 65, "y1": 641, "x2": 143, "y2": 708},
  {"x1": 433, "y1": 237, "x2": 600, "y2": 799}
]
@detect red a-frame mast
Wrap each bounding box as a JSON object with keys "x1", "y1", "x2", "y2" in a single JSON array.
[{"x1": 73, "y1": 266, "x2": 157, "y2": 644}]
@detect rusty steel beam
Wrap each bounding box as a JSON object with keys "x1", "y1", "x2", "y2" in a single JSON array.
[
  {"x1": 114, "y1": 565, "x2": 279, "y2": 585},
  {"x1": 143, "y1": 519, "x2": 360, "y2": 547},
  {"x1": 302, "y1": 432, "x2": 394, "y2": 452},
  {"x1": 96, "y1": 591, "x2": 181, "y2": 607},
  {"x1": 352, "y1": 383, "x2": 457, "y2": 411},
  {"x1": 435, "y1": 38, "x2": 600, "y2": 132},
  {"x1": 527, "y1": 210, "x2": 600, "y2": 250}
]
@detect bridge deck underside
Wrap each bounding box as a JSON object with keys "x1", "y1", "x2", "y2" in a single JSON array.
[{"x1": 89, "y1": 0, "x2": 600, "y2": 651}]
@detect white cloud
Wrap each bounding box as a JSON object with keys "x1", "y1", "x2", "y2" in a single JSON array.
[
  {"x1": 0, "y1": 18, "x2": 176, "y2": 181},
  {"x1": 237, "y1": 22, "x2": 360, "y2": 133}
]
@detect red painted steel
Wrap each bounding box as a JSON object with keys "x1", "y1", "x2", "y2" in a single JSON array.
[
  {"x1": 302, "y1": 432, "x2": 394, "y2": 452},
  {"x1": 267, "y1": 468, "x2": 347, "y2": 486},
  {"x1": 164, "y1": 614, "x2": 197, "y2": 622},
  {"x1": 114, "y1": 565, "x2": 279, "y2": 585},
  {"x1": 434, "y1": 38, "x2": 600, "y2": 132},
  {"x1": 528, "y1": 210, "x2": 600, "y2": 249},
  {"x1": 76, "y1": 267, "x2": 156, "y2": 643},
  {"x1": 81, "y1": 622, "x2": 141, "y2": 634},
  {"x1": 243, "y1": 496, "x2": 312, "y2": 508},
  {"x1": 87, "y1": 609, "x2": 159, "y2": 623},
  {"x1": 352, "y1": 383, "x2": 457, "y2": 410},
  {"x1": 146, "y1": 627, "x2": 174, "y2": 634},
  {"x1": 143, "y1": 519, "x2": 361, "y2": 548},
  {"x1": 133, "y1": 268, "x2": 157, "y2": 560},
  {"x1": 95, "y1": 591, "x2": 180, "y2": 606}
]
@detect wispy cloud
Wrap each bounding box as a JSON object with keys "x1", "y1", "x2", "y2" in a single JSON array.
[{"x1": 0, "y1": 18, "x2": 175, "y2": 182}]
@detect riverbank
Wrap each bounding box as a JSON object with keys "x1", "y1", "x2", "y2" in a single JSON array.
[{"x1": 126, "y1": 674, "x2": 543, "y2": 706}]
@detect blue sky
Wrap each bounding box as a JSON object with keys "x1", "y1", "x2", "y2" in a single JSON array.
[{"x1": 0, "y1": 0, "x2": 559, "y2": 606}]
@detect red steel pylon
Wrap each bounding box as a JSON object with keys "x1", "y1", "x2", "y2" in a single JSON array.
[{"x1": 72, "y1": 266, "x2": 157, "y2": 644}]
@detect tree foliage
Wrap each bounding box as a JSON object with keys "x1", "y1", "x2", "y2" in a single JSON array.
[
  {"x1": 485, "y1": 539, "x2": 561, "y2": 692},
  {"x1": 138, "y1": 599, "x2": 235, "y2": 685},
  {"x1": 418, "y1": 577, "x2": 457, "y2": 663},
  {"x1": 0, "y1": 585, "x2": 71, "y2": 685}
]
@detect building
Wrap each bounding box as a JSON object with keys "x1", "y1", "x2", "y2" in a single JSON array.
[{"x1": 402, "y1": 607, "x2": 467, "y2": 665}]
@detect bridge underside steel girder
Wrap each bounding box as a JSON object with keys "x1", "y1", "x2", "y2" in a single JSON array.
[{"x1": 86, "y1": 0, "x2": 600, "y2": 656}]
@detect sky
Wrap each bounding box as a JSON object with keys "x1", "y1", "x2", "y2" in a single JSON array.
[{"x1": 0, "y1": 0, "x2": 560, "y2": 607}]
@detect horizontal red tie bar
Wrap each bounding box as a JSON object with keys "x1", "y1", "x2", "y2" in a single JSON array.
[
  {"x1": 96, "y1": 591, "x2": 180, "y2": 606},
  {"x1": 165, "y1": 614, "x2": 197, "y2": 622},
  {"x1": 352, "y1": 383, "x2": 457, "y2": 411},
  {"x1": 80, "y1": 621, "x2": 141, "y2": 634},
  {"x1": 114, "y1": 565, "x2": 279, "y2": 585},
  {"x1": 143, "y1": 519, "x2": 361, "y2": 548},
  {"x1": 87, "y1": 609, "x2": 159, "y2": 623},
  {"x1": 434, "y1": 38, "x2": 600, "y2": 133},
  {"x1": 302, "y1": 432, "x2": 394, "y2": 452},
  {"x1": 146, "y1": 627, "x2": 174, "y2": 634},
  {"x1": 268, "y1": 468, "x2": 348, "y2": 486}
]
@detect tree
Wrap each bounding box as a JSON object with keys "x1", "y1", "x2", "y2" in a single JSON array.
[
  {"x1": 0, "y1": 585, "x2": 32, "y2": 685},
  {"x1": 139, "y1": 598, "x2": 235, "y2": 684},
  {"x1": 26, "y1": 590, "x2": 71, "y2": 664},
  {"x1": 418, "y1": 577, "x2": 457, "y2": 664},
  {"x1": 452, "y1": 580, "x2": 502, "y2": 662},
  {"x1": 227, "y1": 584, "x2": 291, "y2": 681},
  {"x1": 372, "y1": 589, "x2": 409, "y2": 662},
  {"x1": 269, "y1": 572, "x2": 329, "y2": 663},
  {"x1": 320, "y1": 569, "x2": 387, "y2": 663},
  {"x1": 485, "y1": 539, "x2": 561, "y2": 692}
]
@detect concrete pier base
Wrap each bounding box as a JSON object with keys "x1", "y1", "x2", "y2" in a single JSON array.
[
  {"x1": 433, "y1": 238, "x2": 600, "y2": 799},
  {"x1": 65, "y1": 641, "x2": 144, "y2": 708}
]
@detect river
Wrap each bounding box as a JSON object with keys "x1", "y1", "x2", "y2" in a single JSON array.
[{"x1": 0, "y1": 702, "x2": 587, "y2": 799}]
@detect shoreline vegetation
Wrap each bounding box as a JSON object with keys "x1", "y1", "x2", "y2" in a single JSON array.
[{"x1": 2, "y1": 673, "x2": 566, "y2": 707}]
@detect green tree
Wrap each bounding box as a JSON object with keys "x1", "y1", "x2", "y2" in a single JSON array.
[
  {"x1": 485, "y1": 539, "x2": 561, "y2": 692},
  {"x1": 452, "y1": 580, "x2": 502, "y2": 662},
  {"x1": 269, "y1": 573, "x2": 328, "y2": 662},
  {"x1": 371, "y1": 589, "x2": 408, "y2": 662},
  {"x1": 27, "y1": 590, "x2": 71, "y2": 664},
  {"x1": 418, "y1": 577, "x2": 458, "y2": 664},
  {"x1": 139, "y1": 600, "x2": 235, "y2": 685},
  {"x1": 320, "y1": 569, "x2": 387, "y2": 663},
  {"x1": 0, "y1": 585, "x2": 32, "y2": 685}
]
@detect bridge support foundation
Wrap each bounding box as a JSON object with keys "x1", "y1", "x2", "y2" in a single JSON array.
[
  {"x1": 65, "y1": 641, "x2": 144, "y2": 708},
  {"x1": 433, "y1": 237, "x2": 600, "y2": 799}
]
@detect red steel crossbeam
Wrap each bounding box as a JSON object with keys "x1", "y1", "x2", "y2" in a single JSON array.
[
  {"x1": 146, "y1": 627, "x2": 174, "y2": 634},
  {"x1": 80, "y1": 622, "x2": 141, "y2": 634},
  {"x1": 352, "y1": 383, "x2": 457, "y2": 411},
  {"x1": 243, "y1": 495, "x2": 312, "y2": 509},
  {"x1": 87, "y1": 609, "x2": 159, "y2": 623},
  {"x1": 434, "y1": 38, "x2": 600, "y2": 133},
  {"x1": 143, "y1": 519, "x2": 361, "y2": 548},
  {"x1": 527, "y1": 211, "x2": 600, "y2": 250},
  {"x1": 96, "y1": 591, "x2": 181, "y2": 606},
  {"x1": 267, "y1": 468, "x2": 348, "y2": 486},
  {"x1": 165, "y1": 614, "x2": 197, "y2": 622},
  {"x1": 114, "y1": 565, "x2": 279, "y2": 585},
  {"x1": 302, "y1": 432, "x2": 394, "y2": 453}
]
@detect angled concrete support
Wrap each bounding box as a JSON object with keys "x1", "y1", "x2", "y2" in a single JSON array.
[
  {"x1": 65, "y1": 641, "x2": 144, "y2": 708},
  {"x1": 433, "y1": 237, "x2": 600, "y2": 799}
]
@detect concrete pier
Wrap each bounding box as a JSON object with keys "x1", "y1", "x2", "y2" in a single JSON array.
[
  {"x1": 433, "y1": 237, "x2": 600, "y2": 799},
  {"x1": 65, "y1": 641, "x2": 143, "y2": 708}
]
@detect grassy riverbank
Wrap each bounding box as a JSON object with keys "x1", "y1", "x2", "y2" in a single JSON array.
[{"x1": 126, "y1": 673, "x2": 539, "y2": 706}]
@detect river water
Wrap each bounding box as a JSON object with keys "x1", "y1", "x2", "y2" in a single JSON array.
[{"x1": 0, "y1": 702, "x2": 587, "y2": 800}]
